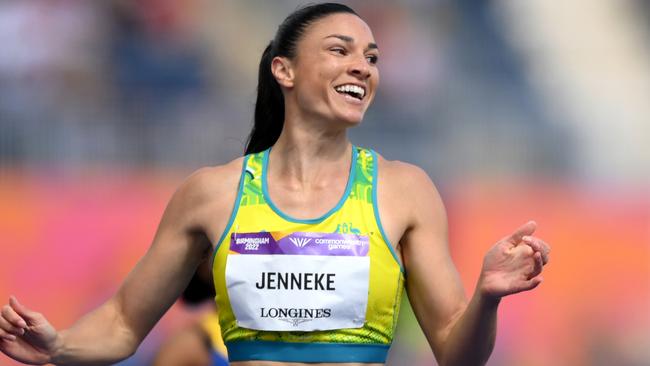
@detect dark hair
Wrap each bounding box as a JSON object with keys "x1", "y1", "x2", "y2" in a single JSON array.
[{"x1": 244, "y1": 3, "x2": 358, "y2": 155}]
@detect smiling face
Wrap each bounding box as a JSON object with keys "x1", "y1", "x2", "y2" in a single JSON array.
[{"x1": 273, "y1": 13, "x2": 380, "y2": 127}]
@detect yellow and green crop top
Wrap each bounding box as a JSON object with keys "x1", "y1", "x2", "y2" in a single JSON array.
[{"x1": 211, "y1": 146, "x2": 405, "y2": 363}]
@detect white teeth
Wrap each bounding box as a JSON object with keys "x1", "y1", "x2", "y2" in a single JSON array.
[{"x1": 335, "y1": 84, "x2": 366, "y2": 99}]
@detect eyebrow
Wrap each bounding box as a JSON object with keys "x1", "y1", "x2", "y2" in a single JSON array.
[{"x1": 324, "y1": 34, "x2": 378, "y2": 51}]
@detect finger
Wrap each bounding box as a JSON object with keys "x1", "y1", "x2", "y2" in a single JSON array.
[
  {"x1": 514, "y1": 275, "x2": 543, "y2": 293},
  {"x1": 0, "y1": 329, "x2": 17, "y2": 341},
  {"x1": 527, "y1": 252, "x2": 544, "y2": 280},
  {"x1": 0, "y1": 312, "x2": 25, "y2": 336},
  {"x1": 1, "y1": 304, "x2": 27, "y2": 331},
  {"x1": 525, "y1": 275, "x2": 543, "y2": 291},
  {"x1": 522, "y1": 236, "x2": 550, "y2": 264},
  {"x1": 507, "y1": 221, "x2": 537, "y2": 245},
  {"x1": 9, "y1": 296, "x2": 39, "y2": 324}
]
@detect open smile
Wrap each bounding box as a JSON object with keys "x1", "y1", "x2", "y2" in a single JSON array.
[{"x1": 333, "y1": 83, "x2": 366, "y2": 102}]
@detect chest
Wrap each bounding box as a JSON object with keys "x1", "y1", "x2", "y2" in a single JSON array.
[{"x1": 266, "y1": 176, "x2": 350, "y2": 221}]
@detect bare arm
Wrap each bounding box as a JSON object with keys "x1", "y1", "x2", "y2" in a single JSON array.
[
  {"x1": 0, "y1": 162, "x2": 241, "y2": 365},
  {"x1": 381, "y1": 161, "x2": 550, "y2": 366},
  {"x1": 51, "y1": 172, "x2": 213, "y2": 364},
  {"x1": 438, "y1": 220, "x2": 549, "y2": 366}
]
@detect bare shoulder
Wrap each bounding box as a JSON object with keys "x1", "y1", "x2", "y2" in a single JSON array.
[
  {"x1": 163, "y1": 157, "x2": 245, "y2": 235},
  {"x1": 375, "y1": 153, "x2": 440, "y2": 198},
  {"x1": 177, "y1": 157, "x2": 245, "y2": 203},
  {"x1": 375, "y1": 153, "x2": 445, "y2": 228}
]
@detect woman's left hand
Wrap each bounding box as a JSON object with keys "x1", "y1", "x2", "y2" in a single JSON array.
[{"x1": 478, "y1": 221, "x2": 551, "y2": 300}]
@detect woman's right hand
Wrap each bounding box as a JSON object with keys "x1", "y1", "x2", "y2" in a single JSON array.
[{"x1": 0, "y1": 296, "x2": 60, "y2": 365}]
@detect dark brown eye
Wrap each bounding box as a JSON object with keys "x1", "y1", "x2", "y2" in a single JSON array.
[
  {"x1": 366, "y1": 55, "x2": 378, "y2": 64},
  {"x1": 331, "y1": 47, "x2": 347, "y2": 55}
]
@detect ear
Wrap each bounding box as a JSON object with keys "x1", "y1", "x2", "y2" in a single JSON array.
[{"x1": 271, "y1": 56, "x2": 295, "y2": 88}]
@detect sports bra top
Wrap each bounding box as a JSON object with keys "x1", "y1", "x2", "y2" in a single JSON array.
[{"x1": 211, "y1": 146, "x2": 405, "y2": 363}]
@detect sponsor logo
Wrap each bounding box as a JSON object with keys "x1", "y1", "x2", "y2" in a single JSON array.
[
  {"x1": 260, "y1": 307, "x2": 332, "y2": 326},
  {"x1": 288, "y1": 237, "x2": 312, "y2": 248}
]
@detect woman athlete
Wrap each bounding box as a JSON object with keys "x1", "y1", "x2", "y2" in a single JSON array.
[{"x1": 0, "y1": 3, "x2": 550, "y2": 366}]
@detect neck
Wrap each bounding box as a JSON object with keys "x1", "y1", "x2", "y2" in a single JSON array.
[{"x1": 270, "y1": 117, "x2": 352, "y2": 186}]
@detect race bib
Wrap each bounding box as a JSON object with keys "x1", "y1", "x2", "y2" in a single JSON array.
[{"x1": 225, "y1": 231, "x2": 370, "y2": 331}]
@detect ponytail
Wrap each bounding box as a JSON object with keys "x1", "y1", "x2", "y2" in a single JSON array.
[
  {"x1": 244, "y1": 3, "x2": 358, "y2": 155},
  {"x1": 245, "y1": 41, "x2": 285, "y2": 154}
]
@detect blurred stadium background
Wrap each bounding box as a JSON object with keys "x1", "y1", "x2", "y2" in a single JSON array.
[{"x1": 1, "y1": 0, "x2": 648, "y2": 365}]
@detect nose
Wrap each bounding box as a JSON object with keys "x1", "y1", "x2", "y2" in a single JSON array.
[{"x1": 349, "y1": 56, "x2": 371, "y2": 80}]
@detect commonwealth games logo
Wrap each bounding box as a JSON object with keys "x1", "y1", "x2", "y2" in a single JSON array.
[{"x1": 288, "y1": 237, "x2": 312, "y2": 248}]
